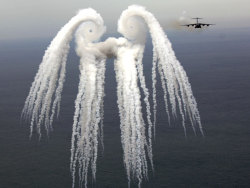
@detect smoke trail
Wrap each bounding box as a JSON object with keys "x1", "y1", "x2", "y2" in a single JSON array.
[
  {"x1": 168, "y1": 10, "x2": 191, "y2": 30},
  {"x1": 112, "y1": 13, "x2": 155, "y2": 188},
  {"x1": 114, "y1": 42, "x2": 150, "y2": 188},
  {"x1": 70, "y1": 22, "x2": 107, "y2": 188},
  {"x1": 119, "y1": 5, "x2": 203, "y2": 135},
  {"x1": 118, "y1": 5, "x2": 204, "y2": 186},
  {"x1": 21, "y1": 8, "x2": 106, "y2": 139}
]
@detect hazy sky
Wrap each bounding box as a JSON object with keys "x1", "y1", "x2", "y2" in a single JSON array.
[{"x1": 0, "y1": 0, "x2": 250, "y2": 40}]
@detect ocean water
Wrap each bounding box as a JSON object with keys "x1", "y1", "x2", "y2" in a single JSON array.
[{"x1": 0, "y1": 28, "x2": 250, "y2": 188}]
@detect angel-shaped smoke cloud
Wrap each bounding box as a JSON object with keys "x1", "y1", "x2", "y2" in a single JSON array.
[{"x1": 22, "y1": 5, "x2": 203, "y2": 188}]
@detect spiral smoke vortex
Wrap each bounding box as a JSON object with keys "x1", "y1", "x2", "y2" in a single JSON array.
[
  {"x1": 119, "y1": 5, "x2": 204, "y2": 137},
  {"x1": 21, "y1": 8, "x2": 107, "y2": 187},
  {"x1": 21, "y1": 8, "x2": 105, "y2": 139}
]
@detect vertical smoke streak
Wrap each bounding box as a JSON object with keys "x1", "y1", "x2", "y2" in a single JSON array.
[
  {"x1": 114, "y1": 43, "x2": 150, "y2": 188},
  {"x1": 135, "y1": 46, "x2": 154, "y2": 171},
  {"x1": 152, "y1": 46, "x2": 158, "y2": 133},
  {"x1": 70, "y1": 54, "x2": 106, "y2": 187}
]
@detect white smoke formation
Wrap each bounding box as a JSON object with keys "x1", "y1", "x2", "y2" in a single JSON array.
[
  {"x1": 117, "y1": 5, "x2": 204, "y2": 186},
  {"x1": 21, "y1": 8, "x2": 106, "y2": 139},
  {"x1": 21, "y1": 8, "x2": 107, "y2": 188},
  {"x1": 119, "y1": 5, "x2": 204, "y2": 136},
  {"x1": 115, "y1": 13, "x2": 154, "y2": 188},
  {"x1": 114, "y1": 43, "x2": 152, "y2": 188},
  {"x1": 22, "y1": 5, "x2": 203, "y2": 188},
  {"x1": 70, "y1": 21, "x2": 107, "y2": 188}
]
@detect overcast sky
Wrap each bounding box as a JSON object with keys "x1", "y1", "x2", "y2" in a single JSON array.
[{"x1": 0, "y1": 0, "x2": 250, "y2": 40}]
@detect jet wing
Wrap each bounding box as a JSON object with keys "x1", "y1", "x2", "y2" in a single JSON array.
[
  {"x1": 200, "y1": 23, "x2": 215, "y2": 26},
  {"x1": 181, "y1": 24, "x2": 196, "y2": 27}
]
